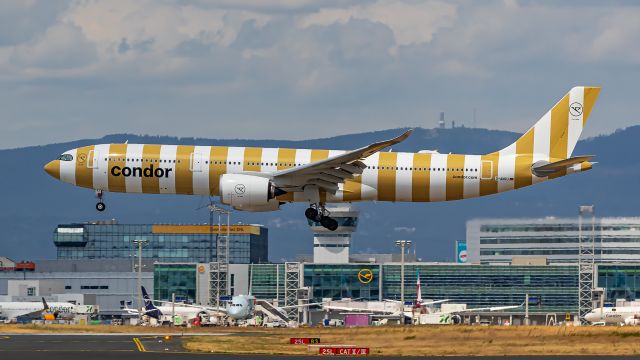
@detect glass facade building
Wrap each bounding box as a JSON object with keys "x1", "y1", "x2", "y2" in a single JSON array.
[
  {"x1": 597, "y1": 264, "x2": 640, "y2": 301},
  {"x1": 154, "y1": 263, "x2": 197, "y2": 303},
  {"x1": 467, "y1": 217, "x2": 640, "y2": 264},
  {"x1": 249, "y1": 264, "x2": 285, "y2": 301},
  {"x1": 284, "y1": 263, "x2": 580, "y2": 314},
  {"x1": 54, "y1": 222, "x2": 268, "y2": 263},
  {"x1": 383, "y1": 264, "x2": 578, "y2": 313},
  {"x1": 303, "y1": 264, "x2": 380, "y2": 302}
]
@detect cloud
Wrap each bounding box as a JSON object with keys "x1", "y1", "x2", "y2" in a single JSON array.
[
  {"x1": 0, "y1": 0, "x2": 639, "y2": 148},
  {"x1": 0, "y1": 1, "x2": 71, "y2": 47},
  {"x1": 297, "y1": 0, "x2": 457, "y2": 48},
  {"x1": 9, "y1": 23, "x2": 97, "y2": 70}
]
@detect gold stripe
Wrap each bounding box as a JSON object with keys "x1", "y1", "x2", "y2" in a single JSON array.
[
  {"x1": 141, "y1": 144, "x2": 161, "y2": 194},
  {"x1": 277, "y1": 148, "x2": 296, "y2": 201},
  {"x1": 108, "y1": 144, "x2": 127, "y2": 192},
  {"x1": 175, "y1": 145, "x2": 194, "y2": 194},
  {"x1": 75, "y1": 145, "x2": 94, "y2": 189},
  {"x1": 310, "y1": 150, "x2": 329, "y2": 162},
  {"x1": 343, "y1": 177, "x2": 362, "y2": 201},
  {"x1": 412, "y1": 153, "x2": 431, "y2": 202},
  {"x1": 445, "y1": 154, "x2": 465, "y2": 201},
  {"x1": 514, "y1": 128, "x2": 535, "y2": 189},
  {"x1": 276, "y1": 148, "x2": 296, "y2": 170},
  {"x1": 310, "y1": 150, "x2": 330, "y2": 203},
  {"x1": 377, "y1": 152, "x2": 397, "y2": 201},
  {"x1": 209, "y1": 146, "x2": 228, "y2": 196},
  {"x1": 549, "y1": 94, "x2": 570, "y2": 178},
  {"x1": 243, "y1": 147, "x2": 262, "y2": 172},
  {"x1": 582, "y1": 87, "x2": 601, "y2": 127},
  {"x1": 479, "y1": 154, "x2": 498, "y2": 196}
]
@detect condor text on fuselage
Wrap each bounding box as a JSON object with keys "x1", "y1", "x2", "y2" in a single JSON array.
[{"x1": 110, "y1": 164, "x2": 173, "y2": 178}]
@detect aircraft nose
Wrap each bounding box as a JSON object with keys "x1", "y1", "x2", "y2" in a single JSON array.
[{"x1": 44, "y1": 160, "x2": 60, "y2": 179}]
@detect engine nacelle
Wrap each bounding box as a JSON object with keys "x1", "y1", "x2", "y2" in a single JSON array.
[
  {"x1": 219, "y1": 174, "x2": 282, "y2": 212},
  {"x1": 625, "y1": 317, "x2": 640, "y2": 326}
]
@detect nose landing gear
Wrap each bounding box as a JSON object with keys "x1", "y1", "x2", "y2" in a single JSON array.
[
  {"x1": 304, "y1": 204, "x2": 338, "y2": 231},
  {"x1": 95, "y1": 190, "x2": 106, "y2": 212}
]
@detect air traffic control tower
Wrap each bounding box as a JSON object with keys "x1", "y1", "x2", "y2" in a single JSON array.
[{"x1": 308, "y1": 206, "x2": 359, "y2": 263}]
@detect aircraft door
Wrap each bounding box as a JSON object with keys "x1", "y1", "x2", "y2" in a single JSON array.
[
  {"x1": 87, "y1": 150, "x2": 99, "y2": 169},
  {"x1": 190, "y1": 152, "x2": 202, "y2": 172},
  {"x1": 481, "y1": 160, "x2": 493, "y2": 180}
]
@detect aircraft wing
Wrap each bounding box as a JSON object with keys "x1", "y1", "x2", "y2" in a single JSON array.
[
  {"x1": 322, "y1": 305, "x2": 401, "y2": 315},
  {"x1": 151, "y1": 300, "x2": 227, "y2": 314},
  {"x1": 447, "y1": 304, "x2": 522, "y2": 314},
  {"x1": 271, "y1": 129, "x2": 413, "y2": 193},
  {"x1": 279, "y1": 302, "x2": 326, "y2": 309}
]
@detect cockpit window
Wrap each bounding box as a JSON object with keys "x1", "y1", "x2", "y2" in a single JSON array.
[{"x1": 57, "y1": 154, "x2": 74, "y2": 161}]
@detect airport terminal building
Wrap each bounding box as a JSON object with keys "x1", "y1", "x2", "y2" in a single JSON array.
[
  {"x1": 467, "y1": 217, "x2": 640, "y2": 264},
  {"x1": 54, "y1": 221, "x2": 268, "y2": 264},
  {"x1": 5, "y1": 214, "x2": 640, "y2": 324}
]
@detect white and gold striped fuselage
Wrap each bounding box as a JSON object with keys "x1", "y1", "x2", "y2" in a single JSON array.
[
  {"x1": 44, "y1": 145, "x2": 592, "y2": 203},
  {"x1": 43, "y1": 86, "x2": 600, "y2": 208}
]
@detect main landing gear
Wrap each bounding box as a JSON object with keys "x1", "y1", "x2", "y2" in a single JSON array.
[
  {"x1": 95, "y1": 190, "x2": 106, "y2": 212},
  {"x1": 305, "y1": 204, "x2": 338, "y2": 231}
]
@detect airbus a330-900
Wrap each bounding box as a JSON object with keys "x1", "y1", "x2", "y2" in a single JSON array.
[{"x1": 44, "y1": 87, "x2": 600, "y2": 230}]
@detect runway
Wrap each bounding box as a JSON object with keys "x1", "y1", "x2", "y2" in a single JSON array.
[{"x1": 2, "y1": 334, "x2": 640, "y2": 359}]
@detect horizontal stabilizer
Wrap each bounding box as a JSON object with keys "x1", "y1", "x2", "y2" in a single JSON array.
[{"x1": 531, "y1": 155, "x2": 593, "y2": 177}]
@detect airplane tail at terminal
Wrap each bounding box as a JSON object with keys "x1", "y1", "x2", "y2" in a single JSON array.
[
  {"x1": 141, "y1": 286, "x2": 162, "y2": 319},
  {"x1": 492, "y1": 86, "x2": 600, "y2": 160}
]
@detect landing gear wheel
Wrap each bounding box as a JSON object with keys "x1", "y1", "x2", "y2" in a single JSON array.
[
  {"x1": 95, "y1": 190, "x2": 105, "y2": 212},
  {"x1": 320, "y1": 216, "x2": 339, "y2": 231},
  {"x1": 305, "y1": 207, "x2": 319, "y2": 221}
]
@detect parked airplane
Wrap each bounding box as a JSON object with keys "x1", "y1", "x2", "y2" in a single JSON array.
[
  {"x1": 139, "y1": 286, "x2": 221, "y2": 324},
  {"x1": 0, "y1": 298, "x2": 77, "y2": 321},
  {"x1": 44, "y1": 87, "x2": 600, "y2": 230},
  {"x1": 140, "y1": 286, "x2": 255, "y2": 323},
  {"x1": 585, "y1": 306, "x2": 640, "y2": 325}
]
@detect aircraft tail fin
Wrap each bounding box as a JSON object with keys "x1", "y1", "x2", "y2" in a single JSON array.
[
  {"x1": 491, "y1": 86, "x2": 600, "y2": 159},
  {"x1": 141, "y1": 286, "x2": 162, "y2": 319}
]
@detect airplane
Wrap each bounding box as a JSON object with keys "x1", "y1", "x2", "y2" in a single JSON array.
[
  {"x1": 139, "y1": 286, "x2": 258, "y2": 324},
  {"x1": 585, "y1": 306, "x2": 640, "y2": 325},
  {"x1": 43, "y1": 86, "x2": 600, "y2": 231},
  {"x1": 0, "y1": 297, "x2": 77, "y2": 321},
  {"x1": 138, "y1": 286, "x2": 222, "y2": 324}
]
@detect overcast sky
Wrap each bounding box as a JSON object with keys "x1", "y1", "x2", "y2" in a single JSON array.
[{"x1": 0, "y1": 0, "x2": 638, "y2": 149}]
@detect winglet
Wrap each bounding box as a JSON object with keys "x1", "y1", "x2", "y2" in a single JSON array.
[
  {"x1": 361, "y1": 128, "x2": 413, "y2": 158},
  {"x1": 42, "y1": 297, "x2": 49, "y2": 311}
]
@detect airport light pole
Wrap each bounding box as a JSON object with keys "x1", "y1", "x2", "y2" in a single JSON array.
[
  {"x1": 395, "y1": 240, "x2": 412, "y2": 304},
  {"x1": 132, "y1": 239, "x2": 149, "y2": 321}
]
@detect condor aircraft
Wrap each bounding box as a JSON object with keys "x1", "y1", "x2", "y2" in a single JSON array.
[
  {"x1": 0, "y1": 298, "x2": 77, "y2": 321},
  {"x1": 44, "y1": 87, "x2": 600, "y2": 230}
]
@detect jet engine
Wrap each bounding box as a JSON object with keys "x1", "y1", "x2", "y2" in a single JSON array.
[
  {"x1": 625, "y1": 316, "x2": 640, "y2": 326},
  {"x1": 451, "y1": 314, "x2": 462, "y2": 325},
  {"x1": 219, "y1": 174, "x2": 284, "y2": 212}
]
